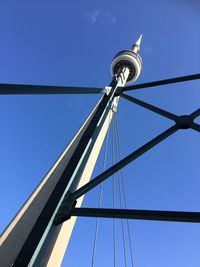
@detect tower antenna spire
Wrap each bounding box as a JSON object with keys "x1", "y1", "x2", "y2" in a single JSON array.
[{"x1": 132, "y1": 34, "x2": 143, "y2": 53}]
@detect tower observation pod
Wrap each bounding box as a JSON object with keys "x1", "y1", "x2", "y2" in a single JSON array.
[{"x1": 111, "y1": 35, "x2": 143, "y2": 85}]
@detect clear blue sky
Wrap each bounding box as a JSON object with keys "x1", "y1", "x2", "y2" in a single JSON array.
[{"x1": 0, "y1": 0, "x2": 200, "y2": 266}]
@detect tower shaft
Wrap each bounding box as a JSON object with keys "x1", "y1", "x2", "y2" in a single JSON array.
[{"x1": 0, "y1": 68, "x2": 130, "y2": 267}]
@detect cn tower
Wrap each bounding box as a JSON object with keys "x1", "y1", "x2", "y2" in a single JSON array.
[{"x1": 0, "y1": 37, "x2": 143, "y2": 267}]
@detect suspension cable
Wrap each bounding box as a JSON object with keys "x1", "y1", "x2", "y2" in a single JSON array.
[
  {"x1": 114, "y1": 113, "x2": 135, "y2": 267},
  {"x1": 91, "y1": 112, "x2": 112, "y2": 267},
  {"x1": 112, "y1": 115, "x2": 116, "y2": 267},
  {"x1": 91, "y1": 110, "x2": 134, "y2": 267},
  {"x1": 113, "y1": 113, "x2": 127, "y2": 267}
]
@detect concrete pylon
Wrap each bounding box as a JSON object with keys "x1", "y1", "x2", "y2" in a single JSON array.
[{"x1": 0, "y1": 68, "x2": 130, "y2": 267}]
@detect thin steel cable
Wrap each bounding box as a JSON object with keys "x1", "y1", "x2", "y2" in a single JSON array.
[
  {"x1": 113, "y1": 114, "x2": 127, "y2": 267},
  {"x1": 112, "y1": 114, "x2": 116, "y2": 267},
  {"x1": 115, "y1": 114, "x2": 135, "y2": 267},
  {"x1": 91, "y1": 112, "x2": 112, "y2": 267}
]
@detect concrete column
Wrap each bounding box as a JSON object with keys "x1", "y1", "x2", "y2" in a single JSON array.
[{"x1": 0, "y1": 68, "x2": 130, "y2": 267}]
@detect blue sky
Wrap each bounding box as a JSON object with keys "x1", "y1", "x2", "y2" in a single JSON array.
[{"x1": 0, "y1": 0, "x2": 200, "y2": 266}]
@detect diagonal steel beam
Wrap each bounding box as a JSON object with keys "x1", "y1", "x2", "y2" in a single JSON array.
[
  {"x1": 120, "y1": 93, "x2": 178, "y2": 121},
  {"x1": 70, "y1": 208, "x2": 200, "y2": 223},
  {"x1": 123, "y1": 73, "x2": 200, "y2": 92},
  {"x1": 120, "y1": 94, "x2": 200, "y2": 133},
  {"x1": 190, "y1": 122, "x2": 200, "y2": 132},
  {"x1": 190, "y1": 108, "x2": 200, "y2": 119},
  {"x1": 71, "y1": 124, "x2": 179, "y2": 200},
  {"x1": 0, "y1": 83, "x2": 108, "y2": 95}
]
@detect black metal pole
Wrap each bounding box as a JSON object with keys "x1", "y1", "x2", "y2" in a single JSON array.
[
  {"x1": 0, "y1": 83, "x2": 106, "y2": 94},
  {"x1": 70, "y1": 208, "x2": 200, "y2": 223},
  {"x1": 123, "y1": 73, "x2": 200, "y2": 92},
  {"x1": 120, "y1": 93, "x2": 178, "y2": 121}
]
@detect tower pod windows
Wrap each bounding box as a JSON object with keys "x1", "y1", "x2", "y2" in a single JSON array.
[{"x1": 111, "y1": 50, "x2": 142, "y2": 85}]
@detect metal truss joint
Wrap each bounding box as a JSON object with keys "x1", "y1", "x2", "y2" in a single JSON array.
[{"x1": 176, "y1": 115, "x2": 194, "y2": 129}]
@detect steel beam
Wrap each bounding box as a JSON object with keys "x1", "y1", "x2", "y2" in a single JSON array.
[
  {"x1": 120, "y1": 93, "x2": 178, "y2": 121},
  {"x1": 121, "y1": 94, "x2": 200, "y2": 132},
  {"x1": 123, "y1": 73, "x2": 200, "y2": 92},
  {"x1": 2, "y1": 73, "x2": 200, "y2": 95},
  {"x1": 70, "y1": 208, "x2": 200, "y2": 223},
  {"x1": 191, "y1": 122, "x2": 200, "y2": 132},
  {"x1": 0, "y1": 83, "x2": 108, "y2": 95},
  {"x1": 190, "y1": 108, "x2": 200, "y2": 119}
]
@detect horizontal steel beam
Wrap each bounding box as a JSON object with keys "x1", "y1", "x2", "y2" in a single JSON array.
[
  {"x1": 71, "y1": 207, "x2": 200, "y2": 223},
  {"x1": 123, "y1": 73, "x2": 200, "y2": 92},
  {"x1": 2, "y1": 73, "x2": 200, "y2": 95},
  {"x1": 0, "y1": 83, "x2": 107, "y2": 95}
]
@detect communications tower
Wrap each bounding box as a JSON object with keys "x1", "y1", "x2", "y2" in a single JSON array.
[{"x1": 0, "y1": 37, "x2": 143, "y2": 266}]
